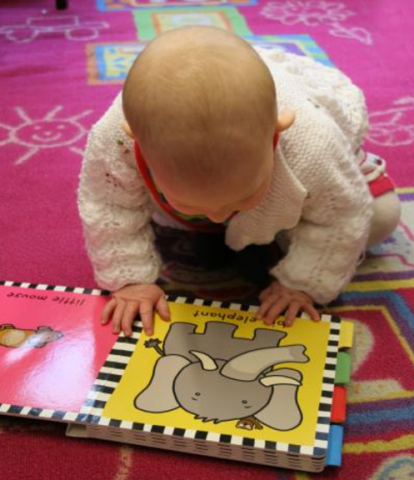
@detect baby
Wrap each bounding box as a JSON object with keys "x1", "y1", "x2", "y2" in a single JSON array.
[{"x1": 78, "y1": 26, "x2": 401, "y2": 336}]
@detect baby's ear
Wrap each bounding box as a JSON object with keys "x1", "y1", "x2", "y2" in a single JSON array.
[
  {"x1": 122, "y1": 121, "x2": 135, "y2": 139},
  {"x1": 275, "y1": 110, "x2": 295, "y2": 133}
]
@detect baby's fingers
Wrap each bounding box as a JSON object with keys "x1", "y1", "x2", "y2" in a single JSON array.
[
  {"x1": 155, "y1": 295, "x2": 171, "y2": 322},
  {"x1": 284, "y1": 300, "x2": 301, "y2": 327},
  {"x1": 122, "y1": 301, "x2": 140, "y2": 337},
  {"x1": 101, "y1": 298, "x2": 117, "y2": 325},
  {"x1": 258, "y1": 294, "x2": 283, "y2": 320},
  {"x1": 259, "y1": 296, "x2": 290, "y2": 325},
  {"x1": 139, "y1": 300, "x2": 155, "y2": 336},
  {"x1": 303, "y1": 303, "x2": 321, "y2": 322},
  {"x1": 264, "y1": 298, "x2": 290, "y2": 325},
  {"x1": 111, "y1": 299, "x2": 126, "y2": 334}
]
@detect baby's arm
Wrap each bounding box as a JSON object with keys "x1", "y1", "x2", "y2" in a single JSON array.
[
  {"x1": 260, "y1": 198, "x2": 372, "y2": 325},
  {"x1": 254, "y1": 56, "x2": 372, "y2": 321},
  {"x1": 270, "y1": 150, "x2": 373, "y2": 310},
  {"x1": 78, "y1": 95, "x2": 166, "y2": 335}
]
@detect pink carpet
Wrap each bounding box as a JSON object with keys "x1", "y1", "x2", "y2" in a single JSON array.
[{"x1": 1, "y1": 1, "x2": 414, "y2": 479}]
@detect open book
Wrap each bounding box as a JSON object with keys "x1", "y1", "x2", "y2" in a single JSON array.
[{"x1": 0, "y1": 281, "x2": 352, "y2": 472}]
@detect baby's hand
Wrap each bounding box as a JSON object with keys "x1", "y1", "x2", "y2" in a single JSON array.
[
  {"x1": 101, "y1": 284, "x2": 170, "y2": 337},
  {"x1": 258, "y1": 281, "x2": 320, "y2": 327}
]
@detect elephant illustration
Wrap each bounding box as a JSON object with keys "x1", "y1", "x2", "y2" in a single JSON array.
[{"x1": 135, "y1": 322, "x2": 309, "y2": 431}]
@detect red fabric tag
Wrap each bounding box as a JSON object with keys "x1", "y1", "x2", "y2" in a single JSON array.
[{"x1": 331, "y1": 385, "x2": 347, "y2": 423}]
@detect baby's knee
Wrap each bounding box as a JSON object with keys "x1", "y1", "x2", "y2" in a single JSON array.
[{"x1": 368, "y1": 191, "x2": 401, "y2": 246}]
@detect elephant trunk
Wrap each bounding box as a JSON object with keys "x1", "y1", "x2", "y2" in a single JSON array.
[{"x1": 221, "y1": 345, "x2": 308, "y2": 381}]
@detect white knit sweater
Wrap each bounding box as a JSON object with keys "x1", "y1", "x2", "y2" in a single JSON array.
[{"x1": 77, "y1": 48, "x2": 373, "y2": 304}]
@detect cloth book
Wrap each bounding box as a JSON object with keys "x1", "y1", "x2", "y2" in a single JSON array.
[{"x1": 0, "y1": 281, "x2": 352, "y2": 473}]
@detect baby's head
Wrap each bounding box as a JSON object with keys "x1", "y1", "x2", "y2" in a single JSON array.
[{"x1": 123, "y1": 26, "x2": 292, "y2": 222}]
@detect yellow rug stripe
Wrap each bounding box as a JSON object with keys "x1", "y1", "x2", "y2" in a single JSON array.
[
  {"x1": 346, "y1": 280, "x2": 414, "y2": 292},
  {"x1": 344, "y1": 434, "x2": 414, "y2": 454},
  {"x1": 396, "y1": 187, "x2": 414, "y2": 194}
]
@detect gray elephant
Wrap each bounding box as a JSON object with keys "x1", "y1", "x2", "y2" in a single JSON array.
[{"x1": 135, "y1": 322, "x2": 309, "y2": 431}]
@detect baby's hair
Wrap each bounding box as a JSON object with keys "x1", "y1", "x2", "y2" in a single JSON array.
[{"x1": 123, "y1": 27, "x2": 277, "y2": 186}]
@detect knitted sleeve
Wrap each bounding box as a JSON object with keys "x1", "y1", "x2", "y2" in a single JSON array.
[
  {"x1": 255, "y1": 49, "x2": 373, "y2": 304},
  {"x1": 270, "y1": 216, "x2": 369, "y2": 305},
  {"x1": 270, "y1": 129, "x2": 374, "y2": 305},
  {"x1": 77, "y1": 95, "x2": 162, "y2": 291}
]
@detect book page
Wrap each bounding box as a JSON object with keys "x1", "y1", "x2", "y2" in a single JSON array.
[
  {"x1": 102, "y1": 303, "x2": 334, "y2": 448},
  {"x1": 0, "y1": 285, "x2": 116, "y2": 412}
]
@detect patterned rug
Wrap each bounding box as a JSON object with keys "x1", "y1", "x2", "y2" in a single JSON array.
[{"x1": 1, "y1": 0, "x2": 414, "y2": 479}]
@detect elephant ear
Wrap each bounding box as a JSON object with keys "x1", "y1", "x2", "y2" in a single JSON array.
[
  {"x1": 255, "y1": 369, "x2": 303, "y2": 431},
  {"x1": 134, "y1": 355, "x2": 190, "y2": 413}
]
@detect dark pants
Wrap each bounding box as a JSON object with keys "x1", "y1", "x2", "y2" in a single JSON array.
[{"x1": 193, "y1": 232, "x2": 284, "y2": 288}]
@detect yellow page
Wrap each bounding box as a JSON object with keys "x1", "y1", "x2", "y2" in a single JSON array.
[{"x1": 104, "y1": 303, "x2": 332, "y2": 447}]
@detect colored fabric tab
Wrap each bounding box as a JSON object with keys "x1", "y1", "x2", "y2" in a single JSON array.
[
  {"x1": 331, "y1": 385, "x2": 347, "y2": 423},
  {"x1": 335, "y1": 352, "x2": 351, "y2": 384},
  {"x1": 325, "y1": 424, "x2": 344, "y2": 466},
  {"x1": 339, "y1": 321, "x2": 354, "y2": 350}
]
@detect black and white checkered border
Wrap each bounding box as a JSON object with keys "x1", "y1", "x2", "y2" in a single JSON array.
[
  {"x1": 78, "y1": 296, "x2": 341, "y2": 458},
  {"x1": 0, "y1": 402, "x2": 82, "y2": 423},
  {"x1": 77, "y1": 320, "x2": 141, "y2": 423},
  {"x1": 0, "y1": 280, "x2": 110, "y2": 296},
  {"x1": 311, "y1": 313, "x2": 341, "y2": 456},
  {"x1": 0, "y1": 280, "x2": 110, "y2": 422}
]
